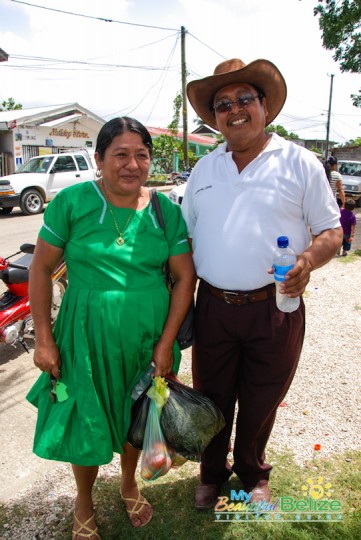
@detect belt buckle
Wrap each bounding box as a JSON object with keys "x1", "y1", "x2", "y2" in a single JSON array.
[{"x1": 223, "y1": 290, "x2": 243, "y2": 304}]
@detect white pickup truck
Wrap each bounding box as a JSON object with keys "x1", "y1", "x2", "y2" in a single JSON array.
[{"x1": 0, "y1": 151, "x2": 96, "y2": 215}]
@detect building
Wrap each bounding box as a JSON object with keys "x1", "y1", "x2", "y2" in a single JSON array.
[
  {"x1": 147, "y1": 127, "x2": 217, "y2": 158},
  {"x1": 0, "y1": 103, "x2": 105, "y2": 176}
]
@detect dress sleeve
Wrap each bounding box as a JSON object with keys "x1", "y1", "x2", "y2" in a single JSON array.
[
  {"x1": 38, "y1": 190, "x2": 71, "y2": 248},
  {"x1": 158, "y1": 192, "x2": 190, "y2": 256}
]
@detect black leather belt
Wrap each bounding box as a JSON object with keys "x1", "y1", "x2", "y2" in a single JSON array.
[{"x1": 202, "y1": 280, "x2": 276, "y2": 305}]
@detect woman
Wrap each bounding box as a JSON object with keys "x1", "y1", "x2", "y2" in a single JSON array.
[{"x1": 27, "y1": 117, "x2": 196, "y2": 538}]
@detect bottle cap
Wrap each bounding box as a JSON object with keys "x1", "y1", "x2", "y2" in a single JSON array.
[{"x1": 277, "y1": 236, "x2": 289, "y2": 248}]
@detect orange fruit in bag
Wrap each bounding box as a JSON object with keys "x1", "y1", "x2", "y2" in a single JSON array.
[{"x1": 141, "y1": 466, "x2": 154, "y2": 480}]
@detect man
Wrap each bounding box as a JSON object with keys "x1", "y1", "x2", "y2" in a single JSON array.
[
  {"x1": 182, "y1": 58, "x2": 342, "y2": 510},
  {"x1": 327, "y1": 155, "x2": 346, "y2": 207}
]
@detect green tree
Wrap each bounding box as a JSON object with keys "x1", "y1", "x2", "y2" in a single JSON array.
[
  {"x1": 168, "y1": 91, "x2": 182, "y2": 136},
  {"x1": 314, "y1": 0, "x2": 361, "y2": 106},
  {"x1": 152, "y1": 135, "x2": 181, "y2": 174},
  {"x1": 266, "y1": 124, "x2": 300, "y2": 140},
  {"x1": 0, "y1": 97, "x2": 22, "y2": 111},
  {"x1": 193, "y1": 116, "x2": 206, "y2": 128},
  {"x1": 152, "y1": 91, "x2": 187, "y2": 174}
]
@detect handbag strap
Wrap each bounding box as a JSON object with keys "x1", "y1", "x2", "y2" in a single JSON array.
[
  {"x1": 150, "y1": 188, "x2": 171, "y2": 281},
  {"x1": 150, "y1": 188, "x2": 165, "y2": 229}
]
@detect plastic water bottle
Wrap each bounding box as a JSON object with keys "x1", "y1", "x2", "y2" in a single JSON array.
[{"x1": 273, "y1": 236, "x2": 300, "y2": 313}]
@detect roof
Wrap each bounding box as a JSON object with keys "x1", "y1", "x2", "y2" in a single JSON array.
[
  {"x1": 0, "y1": 103, "x2": 105, "y2": 130},
  {"x1": 0, "y1": 48, "x2": 9, "y2": 62},
  {"x1": 147, "y1": 127, "x2": 217, "y2": 147}
]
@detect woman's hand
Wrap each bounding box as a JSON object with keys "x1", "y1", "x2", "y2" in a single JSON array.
[
  {"x1": 152, "y1": 340, "x2": 174, "y2": 377},
  {"x1": 29, "y1": 238, "x2": 65, "y2": 379},
  {"x1": 33, "y1": 340, "x2": 62, "y2": 379}
]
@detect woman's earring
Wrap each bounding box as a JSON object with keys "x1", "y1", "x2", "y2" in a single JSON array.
[{"x1": 95, "y1": 169, "x2": 102, "y2": 179}]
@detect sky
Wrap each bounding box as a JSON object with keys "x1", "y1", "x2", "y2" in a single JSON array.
[{"x1": 0, "y1": 0, "x2": 360, "y2": 144}]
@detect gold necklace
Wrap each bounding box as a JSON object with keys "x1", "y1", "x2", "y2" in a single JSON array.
[{"x1": 102, "y1": 180, "x2": 136, "y2": 246}]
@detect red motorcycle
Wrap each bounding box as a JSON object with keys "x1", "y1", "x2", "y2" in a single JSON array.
[{"x1": 0, "y1": 243, "x2": 67, "y2": 352}]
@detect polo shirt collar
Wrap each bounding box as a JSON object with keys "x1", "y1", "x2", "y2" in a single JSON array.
[{"x1": 216, "y1": 133, "x2": 285, "y2": 157}]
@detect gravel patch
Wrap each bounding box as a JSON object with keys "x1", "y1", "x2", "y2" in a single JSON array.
[{"x1": 1, "y1": 254, "x2": 360, "y2": 539}]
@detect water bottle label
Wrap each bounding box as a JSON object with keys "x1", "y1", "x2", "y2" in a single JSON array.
[{"x1": 273, "y1": 264, "x2": 294, "y2": 282}]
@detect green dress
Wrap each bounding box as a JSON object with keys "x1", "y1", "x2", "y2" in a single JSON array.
[{"x1": 26, "y1": 181, "x2": 190, "y2": 466}]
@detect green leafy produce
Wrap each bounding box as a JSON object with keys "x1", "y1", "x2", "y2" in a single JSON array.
[{"x1": 160, "y1": 379, "x2": 225, "y2": 461}]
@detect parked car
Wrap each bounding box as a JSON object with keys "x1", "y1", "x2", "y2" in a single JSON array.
[
  {"x1": 0, "y1": 151, "x2": 96, "y2": 215},
  {"x1": 338, "y1": 160, "x2": 361, "y2": 207},
  {"x1": 169, "y1": 182, "x2": 187, "y2": 205}
]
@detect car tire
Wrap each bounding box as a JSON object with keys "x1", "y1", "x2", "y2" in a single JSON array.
[
  {"x1": 0, "y1": 207, "x2": 13, "y2": 215},
  {"x1": 20, "y1": 189, "x2": 44, "y2": 215}
]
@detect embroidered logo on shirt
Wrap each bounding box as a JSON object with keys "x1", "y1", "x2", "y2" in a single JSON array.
[{"x1": 195, "y1": 185, "x2": 212, "y2": 195}]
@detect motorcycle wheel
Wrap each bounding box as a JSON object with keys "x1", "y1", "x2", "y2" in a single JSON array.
[{"x1": 51, "y1": 277, "x2": 68, "y2": 326}]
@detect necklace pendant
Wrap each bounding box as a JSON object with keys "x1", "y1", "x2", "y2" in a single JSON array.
[{"x1": 116, "y1": 236, "x2": 125, "y2": 246}]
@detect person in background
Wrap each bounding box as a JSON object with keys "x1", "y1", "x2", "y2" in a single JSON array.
[
  {"x1": 182, "y1": 57, "x2": 342, "y2": 510},
  {"x1": 27, "y1": 117, "x2": 196, "y2": 538},
  {"x1": 340, "y1": 198, "x2": 357, "y2": 256},
  {"x1": 327, "y1": 155, "x2": 346, "y2": 208}
]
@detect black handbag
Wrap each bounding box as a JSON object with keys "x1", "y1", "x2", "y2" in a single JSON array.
[{"x1": 150, "y1": 188, "x2": 195, "y2": 350}]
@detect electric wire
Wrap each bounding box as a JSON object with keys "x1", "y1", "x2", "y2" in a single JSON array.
[
  {"x1": 145, "y1": 34, "x2": 180, "y2": 125},
  {"x1": 10, "y1": 0, "x2": 178, "y2": 31},
  {"x1": 187, "y1": 32, "x2": 227, "y2": 60},
  {"x1": 106, "y1": 38, "x2": 180, "y2": 119}
]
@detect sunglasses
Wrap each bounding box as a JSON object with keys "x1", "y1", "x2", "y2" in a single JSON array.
[{"x1": 213, "y1": 94, "x2": 263, "y2": 114}]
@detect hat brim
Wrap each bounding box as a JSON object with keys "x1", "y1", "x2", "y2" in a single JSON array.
[{"x1": 187, "y1": 59, "x2": 287, "y2": 130}]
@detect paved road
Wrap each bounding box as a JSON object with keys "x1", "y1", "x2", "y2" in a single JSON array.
[{"x1": 0, "y1": 208, "x2": 53, "y2": 502}]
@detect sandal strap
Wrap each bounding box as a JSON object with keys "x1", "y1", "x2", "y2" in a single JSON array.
[
  {"x1": 119, "y1": 491, "x2": 151, "y2": 516},
  {"x1": 72, "y1": 513, "x2": 100, "y2": 539}
]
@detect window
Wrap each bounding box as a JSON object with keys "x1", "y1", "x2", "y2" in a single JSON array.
[
  {"x1": 339, "y1": 162, "x2": 361, "y2": 177},
  {"x1": 75, "y1": 155, "x2": 89, "y2": 171},
  {"x1": 52, "y1": 155, "x2": 76, "y2": 172}
]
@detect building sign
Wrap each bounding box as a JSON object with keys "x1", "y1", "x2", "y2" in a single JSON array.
[
  {"x1": 49, "y1": 128, "x2": 89, "y2": 139},
  {"x1": 20, "y1": 127, "x2": 36, "y2": 141}
]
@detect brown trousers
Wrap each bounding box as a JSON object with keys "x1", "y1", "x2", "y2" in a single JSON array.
[{"x1": 192, "y1": 280, "x2": 305, "y2": 487}]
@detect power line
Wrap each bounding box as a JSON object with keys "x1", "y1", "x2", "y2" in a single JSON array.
[
  {"x1": 128, "y1": 33, "x2": 179, "y2": 52},
  {"x1": 10, "y1": 0, "x2": 178, "y2": 31},
  {"x1": 145, "y1": 34, "x2": 180, "y2": 125},
  {"x1": 187, "y1": 33, "x2": 227, "y2": 60},
  {"x1": 4, "y1": 54, "x2": 177, "y2": 72},
  {"x1": 107, "y1": 37, "x2": 180, "y2": 120}
]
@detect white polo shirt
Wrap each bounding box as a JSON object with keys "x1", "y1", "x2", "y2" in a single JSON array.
[{"x1": 181, "y1": 134, "x2": 341, "y2": 291}]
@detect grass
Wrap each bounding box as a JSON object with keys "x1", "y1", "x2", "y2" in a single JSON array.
[
  {"x1": 337, "y1": 248, "x2": 361, "y2": 263},
  {"x1": 1, "y1": 450, "x2": 360, "y2": 540}
]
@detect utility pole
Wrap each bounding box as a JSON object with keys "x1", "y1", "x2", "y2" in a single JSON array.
[
  {"x1": 325, "y1": 74, "x2": 334, "y2": 160},
  {"x1": 181, "y1": 26, "x2": 188, "y2": 169}
]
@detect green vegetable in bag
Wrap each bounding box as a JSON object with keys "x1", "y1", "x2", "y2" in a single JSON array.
[{"x1": 160, "y1": 378, "x2": 226, "y2": 461}]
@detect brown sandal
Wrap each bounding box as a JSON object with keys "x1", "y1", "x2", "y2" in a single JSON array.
[
  {"x1": 72, "y1": 512, "x2": 101, "y2": 539},
  {"x1": 119, "y1": 489, "x2": 153, "y2": 528}
]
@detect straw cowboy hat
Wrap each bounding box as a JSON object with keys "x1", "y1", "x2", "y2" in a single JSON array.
[{"x1": 187, "y1": 58, "x2": 287, "y2": 129}]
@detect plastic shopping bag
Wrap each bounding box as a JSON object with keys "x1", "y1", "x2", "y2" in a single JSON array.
[
  {"x1": 160, "y1": 378, "x2": 226, "y2": 462},
  {"x1": 140, "y1": 377, "x2": 173, "y2": 481},
  {"x1": 127, "y1": 370, "x2": 182, "y2": 450},
  {"x1": 127, "y1": 389, "x2": 151, "y2": 450}
]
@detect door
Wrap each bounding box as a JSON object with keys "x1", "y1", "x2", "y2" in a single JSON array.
[{"x1": 47, "y1": 154, "x2": 91, "y2": 198}]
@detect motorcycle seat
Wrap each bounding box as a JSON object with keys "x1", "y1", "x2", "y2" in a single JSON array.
[{"x1": 2, "y1": 253, "x2": 32, "y2": 284}]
